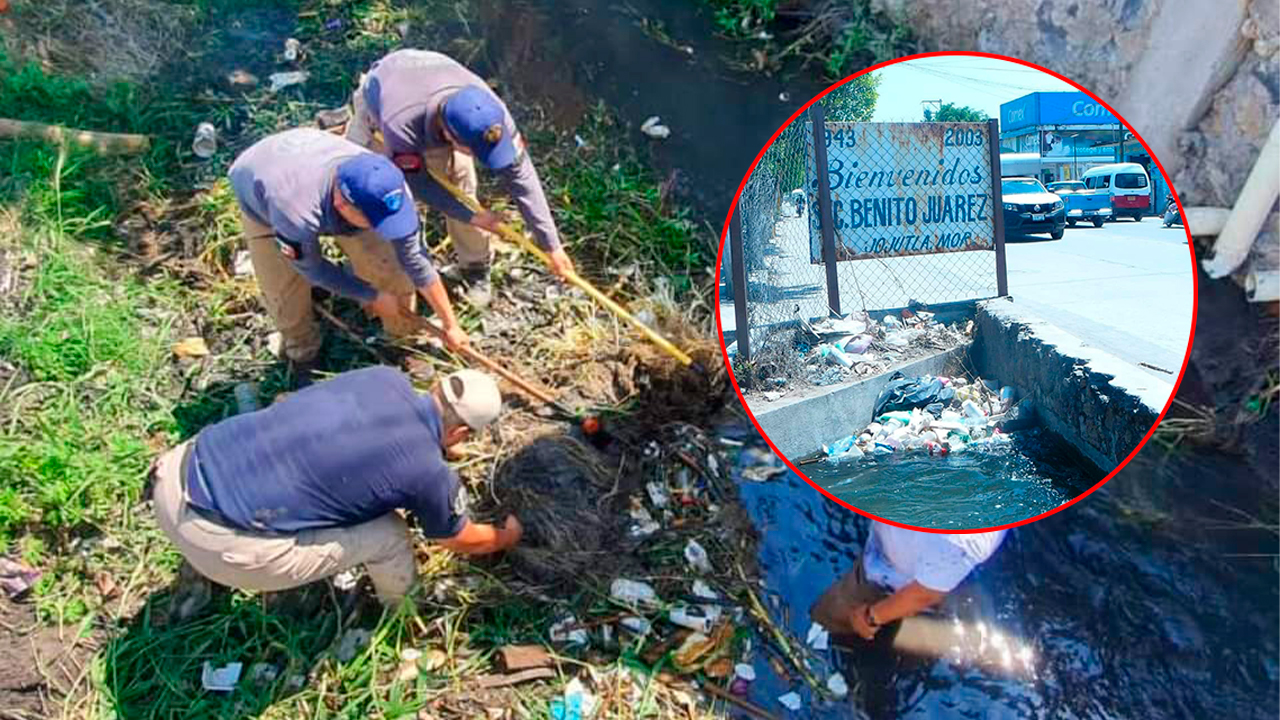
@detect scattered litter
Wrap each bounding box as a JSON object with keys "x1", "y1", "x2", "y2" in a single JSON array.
[
  {"x1": 233, "y1": 250, "x2": 254, "y2": 277},
  {"x1": 778, "y1": 691, "x2": 802, "y2": 711},
  {"x1": 827, "y1": 672, "x2": 848, "y2": 698},
  {"x1": 672, "y1": 630, "x2": 717, "y2": 668},
  {"x1": 619, "y1": 616, "x2": 652, "y2": 635},
  {"x1": 331, "y1": 568, "x2": 359, "y2": 591},
  {"x1": 731, "y1": 677, "x2": 751, "y2": 695},
  {"x1": 734, "y1": 663, "x2": 756, "y2": 681},
  {"x1": 763, "y1": 390, "x2": 782, "y2": 401},
  {"x1": 0, "y1": 557, "x2": 40, "y2": 598},
  {"x1": 226, "y1": 70, "x2": 258, "y2": 88},
  {"x1": 645, "y1": 481, "x2": 670, "y2": 509},
  {"x1": 201, "y1": 661, "x2": 243, "y2": 692},
  {"x1": 627, "y1": 502, "x2": 660, "y2": 538},
  {"x1": 335, "y1": 628, "x2": 372, "y2": 663},
  {"x1": 640, "y1": 116, "x2": 671, "y2": 139},
  {"x1": 283, "y1": 37, "x2": 302, "y2": 62},
  {"x1": 400, "y1": 648, "x2": 423, "y2": 662},
  {"x1": 692, "y1": 579, "x2": 719, "y2": 600},
  {"x1": 172, "y1": 337, "x2": 210, "y2": 358},
  {"x1": 669, "y1": 604, "x2": 721, "y2": 633},
  {"x1": 315, "y1": 106, "x2": 352, "y2": 130},
  {"x1": 574, "y1": 134, "x2": 587, "y2": 148},
  {"x1": 499, "y1": 644, "x2": 553, "y2": 671},
  {"x1": 192, "y1": 122, "x2": 217, "y2": 159},
  {"x1": 324, "y1": 17, "x2": 343, "y2": 31},
  {"x1": 683, "y1": 539, "x2": 713, "y2": 573},
  {"x1": 610, "y1": 578, "x2": 660, "y2": 609},
  {"x1": 550, "y1": 677, "x2": 598, "y2": 720},
  {"x1": 806, "y1": 622, "x2": 829, "y2": 650},
  {"x1": 740, "y1": 462, "x2": 786, "y2": 481},
  {"x1": 268, "y1": 71, "x2": 309, "y2": 92},
  {"x1": 549, "y1": 616, "x2": 590, "y2": 645},
  {"x1": 266, "y1": 331, "x2": 284, "y2": 359},
  {"x1": 247, "y1": 662, "x2": 278, "y2": 686}
]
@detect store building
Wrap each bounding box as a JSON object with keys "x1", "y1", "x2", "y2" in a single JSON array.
[{"x1": 998, "y1": 91, "x2": 1169, "y2": 214}]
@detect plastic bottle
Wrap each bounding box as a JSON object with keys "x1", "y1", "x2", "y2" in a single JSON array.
[
  {"x1": 192, "y1": 122, "x2": 218, "y2": 159},
  {"x1": 999, "y1": 386, "x2": 1017, "y2": 412},
  {"x1": 963, "y1": 399, "x2": 987, "y2": 421},
  {"x1": 866, "y1": 422, "x2": 884, "y2": 437},
  {"x1": 824, "y1": 435, "x2": 858, "y2": 457},
  {"x1": 883, "y1": 315, "x2": 902, "y2": 329},
  {"x1": 611, "y1": 579, "x2": 660, "y2": 608},
  {"x1": 826, "y1": 346, "x2": 853, "y2": 367},
  {"x1": 669, "y1": 605, "x2": 719, "y2": 633}
]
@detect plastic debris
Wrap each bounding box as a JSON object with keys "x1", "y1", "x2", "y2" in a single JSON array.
[
  {"x1": 610, "y1": 579, "x2": 660, "y2": 609},
  {"x1": 268, "y1": 71, "x2": 309, "y2": 92},
  {"x1": 172, "y1": 336, "x2": 210, "y2": 358},
  {"x1": 266, "y1": 331, "x2": 284, "y2": 359},
  {"x1": 669, "y1": 604, "x2": 721, "y2": 633},
  {"x1": 763, "y1": 390, "x2": 782, "y2": 401},
  {"x1": 283, "y1": 38, "x2": 301, "y2": 62},
  {"x1": 201, "y1": 661, "x2": 243, "y2": 692},
  {"x1": 683, "y1": 539, "x2": 713, "y2": 573},
  {"x1": 192, "y1": 122, "x2": 217, "y2": 159},
  {"x1": 827, "y1": 672, "x2": 848, "y2": 698},
  {"x1": 247, "y1": 662, "x2": 278, "y2": 686},
  {"x1": 645, "y1": 481, "x2": 670, "y2": 509},
  {"x1": 332, "y1": 568, "x2": 359, "y2": 591},
  {"x1": 627, "y1": 502, "x2": 660, "y2": 538},
  {"x1": 692, "y1": 579, "x2": 719, "y2": 600},
  {"x1": 806, "y1": 622, "x2": 830, "y2": 650},
  {"x1": 549, "y1": 616, "x2": 590, "y2": 645},
  {"x1": 640, "y1": 116, "x2": 671, "y2": 139},
  {"x1": 233, "y1": 249, "x2": 254, "y2": 277},
  {"x1": 335, "y1": 628, "x2": 372, "y2": 662},
  {"x1": 740, "y1": 464, "x2": 785, "y2": 481},
  {"x1": 0, "y1": 558, "x2": 41, "y2": 598},
  {"x1": 619, "y1": 616, "x2": 652, "y2": 635},
  {"x1": 778, "y1": 691, "x2": 802, "y2": 710},
  {"x1": 550, "y1": 677, "x2": 598, "y2": 720},
  {"x1": 734, "y1": 663, "x2": 756, "y2": 681}
]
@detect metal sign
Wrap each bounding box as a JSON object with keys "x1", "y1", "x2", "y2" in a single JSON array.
[{"x1": 805, "y1": 122, "x2": 997, "y2": 262}]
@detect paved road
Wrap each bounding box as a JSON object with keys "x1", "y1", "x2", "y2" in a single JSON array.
[
  {"x1": 1003, "y1": 216, "x2": 1195, "y2": 373},
  {"x1": 719, "y1": 213, "x2": 1195, "y2": 373}
]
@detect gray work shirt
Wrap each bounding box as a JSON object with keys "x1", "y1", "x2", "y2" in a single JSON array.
[
  {"x1": 363, "y1": 49, "x2": 562, "y2": 252},
  {"x1": 229, "y1": 128, "x2": 438, "y2": 303}
]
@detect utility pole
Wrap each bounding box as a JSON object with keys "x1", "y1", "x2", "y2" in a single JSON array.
[{"x1": 921, "y1": 99, "x2": 942, "y2": 121}]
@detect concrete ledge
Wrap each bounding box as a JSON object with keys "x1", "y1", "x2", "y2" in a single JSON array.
[
  {"x1": 971, "y1": 298, "x2": 1174, "y2": 473},
  {"x1": 753, "y1": 348, "x2": 967, "y2": 458}
]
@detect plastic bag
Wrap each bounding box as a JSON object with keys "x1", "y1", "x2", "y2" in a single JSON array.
[{"x1": 872, "y1": 372, "x2": 956, "y2": 418}]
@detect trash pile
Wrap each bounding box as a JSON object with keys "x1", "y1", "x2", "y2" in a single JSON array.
[
  {"x1": 744, "y1": 308, "x2": 973, "y2": 400},
  {"x1": 820, "y1": 371, "x2": 1037, "y2": 462}
]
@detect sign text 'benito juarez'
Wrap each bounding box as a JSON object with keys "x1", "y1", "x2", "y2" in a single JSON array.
[{"x1": 805, "y1": 122, "x2": 996, "y2": 262}]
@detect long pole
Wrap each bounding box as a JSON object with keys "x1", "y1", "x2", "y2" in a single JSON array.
[
  {"x1": 425, "y1": 168, "x2": 695, "y2": 367},
  {"x1": 988, "y1": 118, "x2": 1009, "y2": 297},
  {"x1": 810, "y1": 102, "x2": 841, "y2": 317},
  {"x1": 728, "y1": 205, "x2": 751, "y2": 361}
]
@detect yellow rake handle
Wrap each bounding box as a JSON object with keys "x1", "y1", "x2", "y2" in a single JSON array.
[{"x1": 426, "y1": 167, "x2": 694, "y2": 367}]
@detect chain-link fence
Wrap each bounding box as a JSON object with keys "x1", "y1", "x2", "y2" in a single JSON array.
[{"x1": 726, "y1": 107, "x2": 1006, "y2": 362}]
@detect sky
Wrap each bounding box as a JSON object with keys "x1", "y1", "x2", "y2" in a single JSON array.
[{"x1": 870, "y1": 56, "x2": 1079, "y2": 122}]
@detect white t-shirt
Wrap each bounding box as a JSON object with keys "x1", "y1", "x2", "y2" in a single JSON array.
[{"x1": 861, "y1": 522, "x2": 1007, "y2": 592}]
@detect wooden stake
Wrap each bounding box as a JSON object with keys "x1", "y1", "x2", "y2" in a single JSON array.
[{"x1": 0, "y1": 118, "x2": 150, "y2": 155}]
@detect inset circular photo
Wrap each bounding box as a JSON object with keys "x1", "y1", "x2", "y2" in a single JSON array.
[{"x1": 716, "y1": 52, "x2": 1197, "y2": 532}]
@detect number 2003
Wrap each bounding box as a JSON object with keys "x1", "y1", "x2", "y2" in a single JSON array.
[{"x1": 944, "y1": 128, "x2": 984, "y2": 147}]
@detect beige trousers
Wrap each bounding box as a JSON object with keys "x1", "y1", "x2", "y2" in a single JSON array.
[
  {"x1": 151, "y1": 441, "x2": 417, "y2": 605},
  {"x1": 243, "y1": 211, "x2": 420, "y2": 362},
  {"x1": 346, "y1": 76, "x2": 496, "y2": 267},
  {"x1": 810, "y1": 554, "x2": 891, "y2": 635}
]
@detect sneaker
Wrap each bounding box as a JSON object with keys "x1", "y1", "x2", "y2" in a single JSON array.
[{"x1": 459, "y1": 264, "x2": 492, "y2": 308}]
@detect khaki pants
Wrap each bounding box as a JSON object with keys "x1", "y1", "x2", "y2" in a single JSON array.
[
  {"x1": 810, "y1": 554, "x2": 892, "y2": 635},
  {"x1": 346, "y1": 75, "x2": 496, "y2": 267},
  {"x1": 243, "y1": 211, "x2": 420, "y2": 362},
  {"x1": 151, "y1": 441, "x2": 417, "y2": 605}
]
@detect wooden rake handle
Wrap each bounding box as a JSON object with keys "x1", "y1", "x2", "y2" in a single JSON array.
[{"x1": 425, "y1": 167, "x2": 695, "y2": 367}]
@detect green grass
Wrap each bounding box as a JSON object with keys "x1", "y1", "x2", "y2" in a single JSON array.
[{"x1": 0, "y1": 1, "x2": 728, "y2": 717}]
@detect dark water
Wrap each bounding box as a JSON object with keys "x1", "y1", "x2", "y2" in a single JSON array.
[
  {"x1": 726, "y1": 424, "x2": 1279, "y2": 720},
  {"x1": 805, "y1": 429, "x2": 1097, "y2": 529}
]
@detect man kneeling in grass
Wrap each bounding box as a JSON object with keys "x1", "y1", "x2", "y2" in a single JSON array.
[{"x1": 150, "y1": 366, "x2": 522, "y2": 606}]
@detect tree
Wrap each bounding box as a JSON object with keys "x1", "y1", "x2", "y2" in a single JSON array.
[
  {"x1": 925, "y1": 102, "x2": 987, "y2": 122},
  {"x1": 823, "y1": 73, "x2": 881, "y2": 121}
]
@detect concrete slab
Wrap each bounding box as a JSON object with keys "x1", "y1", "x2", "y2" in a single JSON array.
[
  {"x1": 972, "y1": 298, "x2": 1176, "y2": 474},
  {"x1": 752, "y1": 348, "x2": 968, "y2": 459}
]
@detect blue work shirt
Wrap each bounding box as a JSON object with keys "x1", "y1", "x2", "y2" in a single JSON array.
[{"x1": 186, "y1": 366, "x2": 466, "y2": 538}]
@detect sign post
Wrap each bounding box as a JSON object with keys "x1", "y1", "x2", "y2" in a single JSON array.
[
  {"x1": 728, "y1": 205, "x2": 750, "y2": 361},
  {"x1": 988, "y1": 117, "x2": 1008, "y2": 296},
  {"x1": 810, "y1": 102, "x2": 842, "y2": 317}
]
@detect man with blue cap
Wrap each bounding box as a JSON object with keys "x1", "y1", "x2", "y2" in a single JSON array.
[
  {"x1": 229, "y1": 128, "x2": 468, "y2": 379},
  {"x1": 346, "y1": 49, "x2": 575, "y2": 307}
]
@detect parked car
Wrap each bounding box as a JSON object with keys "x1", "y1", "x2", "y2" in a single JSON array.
[
  {"x1": 1080, "y1": 163, "x2": 1152, "y2": 221},
  {"x1": 1046, "y1": 180, "x2": 1112, "y2": 228},
  {"x1": 1001, "y1": 176, "x2": 1066, "y2": 239}
]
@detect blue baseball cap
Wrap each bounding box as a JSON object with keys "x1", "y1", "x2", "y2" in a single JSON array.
[
  {"x1": 442, "y1": 85, "x2": 518, "y2": 170},
  {"x1": 335, "y1": 154, "x2": 418, "y2": 241}
]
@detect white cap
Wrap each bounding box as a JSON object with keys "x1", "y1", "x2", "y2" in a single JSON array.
[{"x1": 441, "y1": 369, "x2": 502, "y2": 430}]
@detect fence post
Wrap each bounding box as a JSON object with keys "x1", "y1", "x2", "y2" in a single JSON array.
[
  {"x1": 988, "y1": 117, "x2": 1009, "y2": 297},
  {"x1": 729, "y1": 204, "x2": 750, "y2": 361},
  {"x1": 810, "y1": 103, "x2": 841, "y2": 317}
]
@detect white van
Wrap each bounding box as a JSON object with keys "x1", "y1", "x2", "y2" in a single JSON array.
[{"x1": 1081, "y1": 163, "x2": 1151, "y2": 221}]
